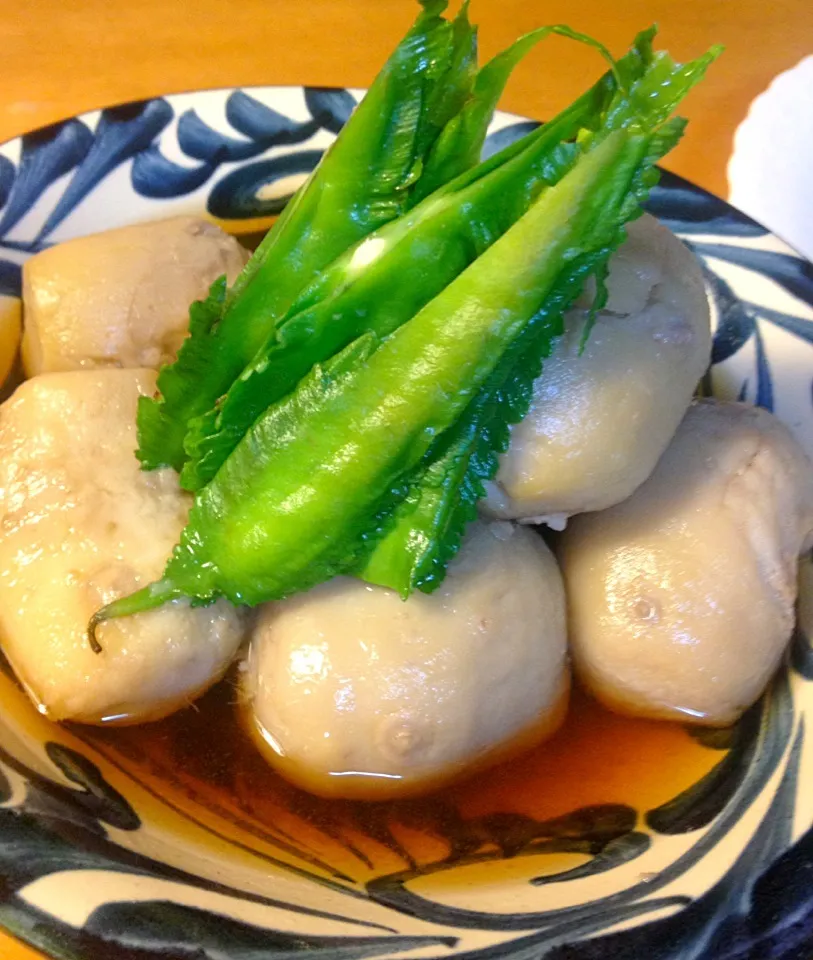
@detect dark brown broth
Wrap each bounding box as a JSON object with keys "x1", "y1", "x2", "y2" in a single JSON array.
[{"x1": 72, "y1": 672, "x2": 721, "y2": 883}]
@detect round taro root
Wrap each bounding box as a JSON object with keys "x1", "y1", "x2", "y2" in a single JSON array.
[
  {"x1": 559, "y1": 400, "x2": 813, "y2": 726},
  {"x1": 22, "y1": 216, "x2": 249, "y2": 375},
  {"x1": 482, "y1": 213, "x2": 711, "y2": 526},
  {"x1": 244, "y1": 522, "x2": 569, "y2": 799},
  {"x1": 0, "y1": 369, "x2": 246, "y2": 723}
]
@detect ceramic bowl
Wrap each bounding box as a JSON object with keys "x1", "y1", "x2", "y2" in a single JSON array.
[{"x1": 0, "y1": 86, "x2": 812, "y2": 960}]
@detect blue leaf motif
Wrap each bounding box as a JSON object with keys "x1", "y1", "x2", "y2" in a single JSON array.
[
  {"x1": 645, "y1": 169, "x2": 767, "y2": 238},
  {"x1": 34, "y1": 98, "x2": 174, "y2": 242},
  {"x1": 86, "y1": 900, "x2": 453, "y2": 960},
  {"x1": 647, "y1": 706, "x2": 761, "y2": 834},
  {"x1": 0, "y1": 119, "x2": 93, "y2": 238},
  {"x1": 692, "y1": 241, "x2": 813, "y2": 308},
  {"x1": 533, "y1": 722, "x2": 804, "y2": 959},
  {"x1": 481, "y1": 121, "x2": 540, "y2": 161},
  {"x1": 705, "y1": 268, "x2": 756, "y2": 364},
  {"x1": 531, "y1": 833, "x2": 651, "y2": 887},
  {"x1": 750, "y1": 302, "x2": 813, "y2": 346},
  {"x1": 131, "y1": 144, "x2": 218, "y2": 198},
  {"x1": 0, "y1": 259, "x2": 21, "y2": 297},
  {"x1": 208, "y1": 150, "x2": 323, "y2": 219},
  {"x1": 226, "y1": 90, "x2": 319, "y2": 146},
  {"x1": 0, "y1": 237, "x2": 49, "y2": 254},
  {"x1": 177, "y1": 109, "x2": 266, "y2": 164},
  {"x1": 44, "y1": 742, "x2": 140, "y2": 832},
  {"x1": 304, "y1": 87, "x2": 357, "y2": 134},
  {"x1": 753, "y1": 321, "x2": 774, "y2": 411},
  {"x1": 0, "y1": 155, "x2": 15, "y2": 212}
]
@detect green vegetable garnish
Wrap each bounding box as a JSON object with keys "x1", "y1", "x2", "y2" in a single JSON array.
[
  {"x1": 360, "y1": 30, "x2": 722, "y2": 595},
  {"x1": 88, "y1": 8, "x2": 721, "y2": 650},
  {"x1": 137, "y1": 0, "x2": 478, "y2": 472},
  {"x1": 138, "y1": 0, "x2": 581, "y2": 477},
  {"x1": 179, "y1": 38, "x2": 630, "y2": 492}
]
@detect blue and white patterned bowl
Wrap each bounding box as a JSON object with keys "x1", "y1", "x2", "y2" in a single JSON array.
[{"x1": 1, "y1": 86, "x2": 812, "y2": 960}]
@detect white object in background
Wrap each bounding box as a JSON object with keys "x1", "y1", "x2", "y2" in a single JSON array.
[{"x1": 728, "y1": 55, "x2": 813, "y2": 261}]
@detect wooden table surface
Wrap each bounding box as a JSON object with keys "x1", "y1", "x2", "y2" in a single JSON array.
[{"x1": 0, "y1": 0, "x2": 810, "y2": 957}]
